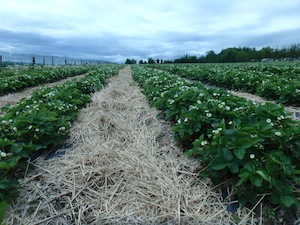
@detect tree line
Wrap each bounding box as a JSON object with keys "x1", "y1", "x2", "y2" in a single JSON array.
[
  {"x1": 174, "y1": 44, "x2": 300, "y2": 63},
  {"x1": 125, "y1": 58, "x2": 163, "y2": 64},
  {"x1": 125, "y1": 44, "x2": 300, "y2": 64}
]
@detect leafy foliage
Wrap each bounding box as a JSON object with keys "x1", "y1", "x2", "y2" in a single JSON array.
[
  {"x1": 132, "y1": 65, "x2": 300, "y2": 209},
  {"x1": 151, "y1": 62, "x2": 300, "y2": 105},
  {"x1": 0, "y1": 65, "x2": 122, "y2": 222},
  {"x1": 0, "y1": 66, "x2": 91, "y2": 95}
]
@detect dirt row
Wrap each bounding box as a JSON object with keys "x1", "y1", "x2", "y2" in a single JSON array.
[{"x1": 5, "y1": 66, "x2": 254, "y2": 224}]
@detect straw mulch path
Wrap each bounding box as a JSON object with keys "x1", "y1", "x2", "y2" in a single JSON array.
[{"x1": 5, "y1": 66, "x2": 251, "y2": 224}]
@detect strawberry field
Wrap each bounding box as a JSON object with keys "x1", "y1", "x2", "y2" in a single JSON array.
[
  {"x1": 1, "y1": 63, "x2": 299, "y2": 223},
  {"x1": 0, "y1": 65, "x2": 122, "y2": 222},
  {"x1": 132, "y1": 65, "x2": 300, "y2": 211},
  {"x1": 0, "y1": 66, "x2": 95, "y2": 95},
  {"x1": 150, "y1": 62, "x2": 300, "y2": 105}
]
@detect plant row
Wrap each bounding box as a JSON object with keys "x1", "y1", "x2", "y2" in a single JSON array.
[
  {"x1": 0, "y1": 65, "x2": 122, "y2": 219},
  {"x1": 0, "y1": 66, "x2": 94, "y2": 95},
  {"x1": 131, "y1": 65, "x2": 300, "y2": 209},
  {"x1": 150, "y1": 62, "x2": 300, "y2": 105}
]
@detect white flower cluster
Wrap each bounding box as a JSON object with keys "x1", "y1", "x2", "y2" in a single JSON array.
[
  {"x1": 178, "y1": 86, "x2": 189, "y2": 92},
  {"x1": 43, "y1": 90, "x2": 57, "y2": 98},
  {"x1": 2, "y1": 119, "x2": 14, "y2": 124},
  {"x1": 177, "y1": 118, "x2": 188, "y2": 124},
  {"x1": 277, "y1": 115, "x2": 285, "y2": 120},
  {"x1": 168, "y1": 99, "x2": 175, "y2": 105},
  {"x1": 233, "y1": 106, "x2": 245, "y2": 112},
  {"x1": 1, "y1": 119, "x2": 17, "y2": 132},
  {"x1": 250, "y1": 134, "x2": 258, "y2": 138},
  {"x1": 0, "y1": 150, "x2": 10, "y2": 158},
  {"x1": 201, "y1": 140, "x2": 208, "y2": 146},
  {"x1": 205, "y1": 110, "x2": 212, "y2": 118},
  {"x1": 206, "y1": 113, "x2": 212, "y2": 117},
  {"x1": 275, "y1": 131, "x2": 282, "y2": 136},
  {"x1": 59, "y1": 126, "x2": 66, "y2": 131},
  {"x1": 266, "y1": 118, "x2": 275, "y2": 126},
  {"x1": 188, "y1": 105, "x2": 199, "y2": 111},
  {"x1": 212, "y1": 128, "x2": 222, "y2": 135}
]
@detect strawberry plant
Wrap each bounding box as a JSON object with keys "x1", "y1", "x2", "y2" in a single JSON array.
[
  {"x1": 0, "y1": 65, "x2": 122, "y2": 223},
  {"x1": 132, "y1": 65, "x2": 300, "y2": 210},
  {"x1": 151, "y1": 62, "x2": 300, "y2": 106},
  {"x1": 0, "y1": 66, "x2": 94, "y2": 95}
]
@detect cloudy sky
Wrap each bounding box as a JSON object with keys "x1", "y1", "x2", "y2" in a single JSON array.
[{"x1": 1, "y1": 0, "x2": 300, "y2": 63}]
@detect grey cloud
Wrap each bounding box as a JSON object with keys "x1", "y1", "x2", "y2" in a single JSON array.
[
  {"x1": 1, "y1": 0, "x2": 300, "y2": 63},
  {"x1": 0, "y1": 30, "x2": 65, "y2": 57},
  {"x1": 1, "y1": 26, "x2": 299, "y2": 63},
  {"x1": 0, "y1": 30, "x2": 125, "y2": 59},
  {"x1": 241, "y1": 28, "x2": 300, "y2": 49}
]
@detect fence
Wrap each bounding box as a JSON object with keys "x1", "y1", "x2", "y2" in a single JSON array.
[{"x1": 0, "y1": 51, "x2": 109, "y2": 66}]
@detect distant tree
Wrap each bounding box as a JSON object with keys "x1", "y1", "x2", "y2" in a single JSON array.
[
  {"x1": 189, "y1": 55, "x2": 198, "y2": 63},
  {"x1": 206, "y1": 50, "x2": 217, "y2": 63},
  {"x1": 218, "y1": 48, "x2": 235, "y2": 62},
  {"x1": 236, "y1": 51, "x2": 248, "y2": 62},
  {"x1": 174, "y1": 54, "x2": 198, "y2": 63},
  {"x1": 198, "y1": 55, "x2": 206, "y2": 63},
  {"x1": 289, "y1": 43, "x2": 300, "y2": 58},
  {"x1": 148, "y1": 58, "x2": 155, "y2": 64},
  {"x1": 125, "y1": 58, "x2": 137, "y2": 64},
  {"x1": 144, "y1": 61, "x2": 147, "y2": 64},
  {"x1": 160, "y1": 59, "x2": 163, "y2": 64},
  {"x1": 170, "y1": 43, "x2": 300, "y2": 63},
  {"x1": 257, "y1": 47, "x2": 273, "y2": 60},
  {"x1": 139, "y1": 60, "x2": 144, "y2": 64},
  {"x1": 157, "y1": 58, "x2": 160, "y2": 63},
  {"x1": 273, "y1": 48, "x2": 281, "y2": 59}
]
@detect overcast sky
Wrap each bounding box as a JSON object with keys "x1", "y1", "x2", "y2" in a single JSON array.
[{"x1": 1, "y1": 0, "x2": 300, "y2": 63}]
